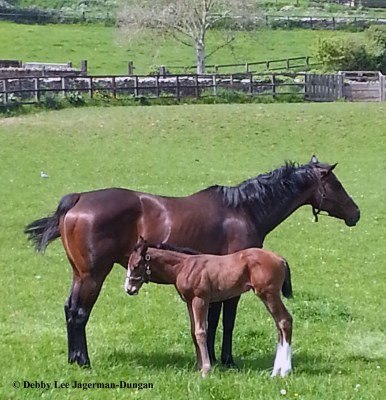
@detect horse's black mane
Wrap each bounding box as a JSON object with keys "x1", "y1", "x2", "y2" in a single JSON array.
[
  {"x1": 150, "y1": 242, "x2": 201, "y2": 255},
  {"x1": 134, "y1": 240, "x2": 200, "y2": 255},
  {"x1": 211, "y1": 161, "x2": 319, "y2": 218}
]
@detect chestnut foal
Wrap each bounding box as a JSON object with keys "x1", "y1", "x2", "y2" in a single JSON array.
[{"x1": 125, "y1": 238, "x2": 293, "y2": 378}]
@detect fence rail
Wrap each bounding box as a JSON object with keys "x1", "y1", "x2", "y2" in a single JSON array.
[
  {"x1": 2, "y1": 6, "x2": 386, "y2": 28},
  {"x1": 1, "y1": 71, "x2": 385, "y2": 107},
  {"x1": 167, "y1": 56, "x2": 319, "y2": 74},
  {"x1": 0, "y1": 72, "x2": 333, "y2": 106}
]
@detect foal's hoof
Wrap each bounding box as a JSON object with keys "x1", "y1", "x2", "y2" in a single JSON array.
[
  {"x1": 201, "y1": 368, "x2": 211, "y2": 378},
  {"x1": 271, "y1": 368, "x2": 291, "y2": 378}
]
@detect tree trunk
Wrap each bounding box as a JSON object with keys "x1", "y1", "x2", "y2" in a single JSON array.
[{"x1": 196, "y1": 41, "x2": 206, "y2": 74}]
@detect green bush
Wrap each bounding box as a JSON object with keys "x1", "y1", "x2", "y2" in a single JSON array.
[
  {"x1": 41, "y1": 93, "x2": 64, "y2": 110},
  {"x1": 66, "y1": 91, "x2": 86, "y2": 106},
  {"x1": 314, "y1": 26, "x2": 386, "y2": 73}
]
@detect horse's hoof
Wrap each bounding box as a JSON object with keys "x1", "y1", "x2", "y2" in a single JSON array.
[
  {"x1": 221, "y1": 358, "x2": 239, "y2": 369},
  {"x1": 70, "y1": 352, "x2": 91, "y2": 368}
]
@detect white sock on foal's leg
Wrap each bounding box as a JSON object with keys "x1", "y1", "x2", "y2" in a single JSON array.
[{"x1": 271, "y1": 340, "x2": 292, "y2": 377}]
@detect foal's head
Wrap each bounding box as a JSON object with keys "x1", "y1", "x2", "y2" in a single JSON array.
[
  {"x1": 308, "y1": 155, "x2": 360, "y2": 226},
  {"x1": 125, "y1": 237, "x2": 151, "y2": 296}
]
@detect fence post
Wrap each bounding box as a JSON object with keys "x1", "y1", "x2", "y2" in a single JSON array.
[
  {"x1": 176, "y1": 75, "x2": 180, "y2": 100},
  {"x1": 134, "y1": 76, "x2": 139, "y2": 97},
  {"x1": 286, "y1": 59, "x2": 290, "y2": 70},
  {"x1": 112, "y1": 76, "x2": 116, "y2": 99},
  {"x1": 61, "y1": 77, "x2": 66, "y2": 97},
  {"x1": 34, "y1": 78, "x2": 40, "y2": 103},
  {"x1": 379, "y1": 72, "x2": 385, "y2": 102},
  {"x1": 249, "y1": 73, "x2": 253, "y2": 95},
  {"x1": 194, "y1": 75, "x2": 199, "y2": 99},
  {"x1": 81, "y1": 60, "x2": 88, "y2": 75},
  {"x1": 128, "y1": 61, "x2": 134, "y2": 75},
  {"x1": 156, "y1": 75, "x2": 160, "y2": 97},
  {"x1": 1, "y1": 79, "x2": 6, "y2": 106},
  {"x1": 271, "y1": 74, "x2": 276, "y2": 99},
  {"x1": 338, "y1": 72, "x2": 344, "y2": 100},
  {"x1": 159, "y1": 65, "x2": 166, "y2": 77},
  {"x1": 212, "y1": 74, "x2": 217, "y2": 96},
  {"x1": 89, "y1": 76, "x2": 93, "y2": 98},
  {"x1": 332, "y1": 16, "x2": 336, "y2": 30},
  {"x1": 245, "y1": 63, "x2": 249, "y2": 73}
]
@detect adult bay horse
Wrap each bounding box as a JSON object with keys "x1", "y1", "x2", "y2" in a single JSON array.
[
  {"x1": 125, "y1": 238, "x2": 293, "y2": 378},
  {"x1": 24, "y1": 156, "x2": 360, "y2": 367}
]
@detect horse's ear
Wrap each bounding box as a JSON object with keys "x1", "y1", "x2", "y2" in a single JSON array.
[
  {"x1": 321, "y1": 163, "x2": 338, "y2": 179},
  {"x1": 310, "y1": 155, "x2": 319, "y2": 164}
]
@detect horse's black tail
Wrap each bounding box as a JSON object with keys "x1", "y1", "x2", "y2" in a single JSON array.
[
  {"x1": 281, "y1": 258, "x2": 293, "y2": 299},
  {"x1": 24, "y1": 193, "x2": 80, "y2": 253}
]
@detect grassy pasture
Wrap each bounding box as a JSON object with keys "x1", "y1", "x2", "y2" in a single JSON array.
[
  {"x1": 0, "y1": 102, "x2": 385, "y2": 399},
  {"x1": 0, "y1": 21, "x2": 362, "y2": 74}
]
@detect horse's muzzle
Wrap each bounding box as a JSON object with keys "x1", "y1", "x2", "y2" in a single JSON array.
[{"x1": 345, "y1": 209, "x2": 360, "y2": 227}]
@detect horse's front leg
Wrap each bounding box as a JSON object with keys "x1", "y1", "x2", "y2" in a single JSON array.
[
  {"x1": 187, "y1": 303, "x2": 202, "y2": 370},
  {"x1": 191, "y1": 297, "x2": 211, "y2": 377}
]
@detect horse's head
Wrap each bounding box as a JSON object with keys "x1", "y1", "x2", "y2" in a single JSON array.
[
  {"x1": 308, "y1": 155, "x2": 360, "y2": 227},
  {"x1": 125, "y1": 236, "x2": 151, "y2": 296}
]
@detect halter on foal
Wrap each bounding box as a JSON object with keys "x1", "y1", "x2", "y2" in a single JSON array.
[{"x1": 125, "y1": 238, "x2": 293, "y2": 378}]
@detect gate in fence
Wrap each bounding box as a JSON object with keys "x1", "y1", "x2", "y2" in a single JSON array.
[{"x1": 304, "y1": 73, "x2": 343, "y2": 102}]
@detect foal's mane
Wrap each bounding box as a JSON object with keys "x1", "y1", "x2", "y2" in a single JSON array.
[{"x1": 210, "y1": 161, "x2": 318, "y2": 217}]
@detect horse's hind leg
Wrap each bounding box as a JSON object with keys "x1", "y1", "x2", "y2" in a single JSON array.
[
  {"x1": 207, "y1": 301, "x2": 222, "y2": 365},
  {"x1": 261, "y1": 292, "x2": 293, "y2": 377},
  {"x1": 66, "y1": 264, "x2": 113, "y2": 367},
  {"x1": 221, "y1": 296, "x2": 240, "y2": 367}
]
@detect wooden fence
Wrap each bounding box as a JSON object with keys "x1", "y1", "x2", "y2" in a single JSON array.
[
  {"x1": 2, "y1": 6, "x2": 386, "y2": 29},
  {"x1": 167, "y1": 56, "x2": 319, "y2": 74},
  {"x1": 1, "y1": 71, "x2": 385, "y2": 106}
]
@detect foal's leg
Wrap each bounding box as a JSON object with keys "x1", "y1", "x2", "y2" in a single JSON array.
[
  {"x1": 221, "y1": 296, "x2": 240, "y2": 367},
  {"x1": 207, "y1": 301, "x2": 222, "y2": 364},
  {"x1": 192, "y1": 297, "x2": 211, "y2": 377},
  {"x1": 187, "y1": 303, "x2": 202, "y2": 369},
  {"x1": 261, "y1": 292, "x2": 293, "y2": 377}
]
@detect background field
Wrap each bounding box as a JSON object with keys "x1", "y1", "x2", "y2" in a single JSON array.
[
  {"x1": 0, "y1": 21, "x2": 360, "y2": 74},
  {"x1": 1, "y1": 102, "x2": 385, "y2": 399}
]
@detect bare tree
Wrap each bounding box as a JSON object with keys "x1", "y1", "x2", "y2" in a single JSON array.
[{"x1": 118, "y1": 0, "x2": 258, "y2": 74}]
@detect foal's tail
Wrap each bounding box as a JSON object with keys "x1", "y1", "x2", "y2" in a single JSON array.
[
  {"x1": 281, "y1": 258, "x2": 293, "y2": 299},
  {"x1": 24, "y1": 193, "x2": 80, "y2": 253}
]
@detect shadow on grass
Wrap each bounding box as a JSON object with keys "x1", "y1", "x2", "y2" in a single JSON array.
[
  {"x1": 104, "y1": 348, "x2": 345, "y2": 376},
  {"x1": 106, "y1": 349, "x2": 195, "y2": 370}
]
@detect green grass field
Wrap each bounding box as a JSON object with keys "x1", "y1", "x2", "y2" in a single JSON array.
[
  {"x1": 0, "y1": 21, "x2": 361, "y2": 74},
  {"x1": 1, "y1": 103, "x2": 385, "y2": 399}
]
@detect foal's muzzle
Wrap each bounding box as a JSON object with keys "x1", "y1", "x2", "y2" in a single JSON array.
[
  {"x1": 124, "y1": 277, "x2": 140, "y2": 296},
  {"x1": 126, "y1": 286, "x2": 139, "y2": 296}
]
